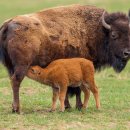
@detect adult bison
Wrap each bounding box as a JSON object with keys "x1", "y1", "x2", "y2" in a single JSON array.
[{"x1": 0, "y1": 5, "x2": 130, "y2": 113}]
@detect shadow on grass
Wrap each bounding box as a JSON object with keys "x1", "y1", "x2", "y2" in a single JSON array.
[
  {"x1": 0, "y1": 104, "x2": 113, "y2": 115},
  {"x1": 20, "y1": 106, "x2": 102, "y2": 115}
]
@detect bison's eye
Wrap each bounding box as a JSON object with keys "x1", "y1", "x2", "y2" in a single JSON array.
[
  {"x1": 111, "y1": 31, "x2": 119, "y2": 40},
  {"x1": 31, "y1": 68, "x2": 35, "y2": 74}
]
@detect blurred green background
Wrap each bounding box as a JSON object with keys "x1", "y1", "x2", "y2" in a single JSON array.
[
  {"x1": 0, "y1": 0, "x2": 130, "y2": 24},
  {"x1": 0, "y1": 0, "x2": 130, "y2": 130}
]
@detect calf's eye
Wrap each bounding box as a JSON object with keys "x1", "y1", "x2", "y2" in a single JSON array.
[
  {"x1": 38, "y1": 72, "x2": 41, "y2": 75},
  {"x1": 31, "y1": 68, "x2": 35, "y2": 73}
]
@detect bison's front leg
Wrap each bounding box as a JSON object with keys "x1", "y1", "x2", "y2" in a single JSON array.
[
  {"x1": 11, "y1": 79, "x2": 21, "y2": 113},
  {"x1": 11, "y1": 66, "x2": 28, "y2": 113},
  {"x1": 65, "y1": 87, "x2": 83, "y2": 110},
  {"x1": 75, "y1": 88, "x2": 83, "y2": 109},
  {"x1": 64, "y1": 92, "x2": 71, "y2": 109}
]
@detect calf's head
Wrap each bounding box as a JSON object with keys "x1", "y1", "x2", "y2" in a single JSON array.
[
  {"x1": 102, "y1": 11, "x2": 130, "y2": 72},
  {"x1": 27, "y1": 66, "x2": 42, "y2": 80}
]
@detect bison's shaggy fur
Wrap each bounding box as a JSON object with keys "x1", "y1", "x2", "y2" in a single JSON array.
[
  {"x1": 0, "y1": 5, "x2": 130, "y2": 113},
  {"x1": 27, "y1": 58, "x2": 100, "y2": 112}
]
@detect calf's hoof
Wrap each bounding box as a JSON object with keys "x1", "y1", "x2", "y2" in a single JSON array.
[
  {"x1": 49, "y1": 109, "x2": 56, "y2": 112},
  {"x1": 96, "y1": 106, "x2": 101, "y2": 110},
  {"x1": 60, "y1": 108, "x2": 65, "y2": 112},
  {"x1": 59, "y1": 110, "x2": 64, "y2": 113}
]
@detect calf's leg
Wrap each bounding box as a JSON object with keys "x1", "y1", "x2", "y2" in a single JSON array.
[
  {"x1": 80, "y1": 86, "x2": 90, "y2": 109},
  {"x1": 51, "y1": 88, "x2": 59, "y2": 111},
  {"x1": 59, "y1": 87, "x2": 67, "y2": 112},
  {"x1": 88, "y1": 81, "x2": 100, "y2": 109}
]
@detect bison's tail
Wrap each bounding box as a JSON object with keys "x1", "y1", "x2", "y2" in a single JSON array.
[
  {"x1": 67, "y1": 87, "x2": 81, "y2": 97},
  {"x1": 0, "y1": 19, "x2": 12, "y2": 63},
  {"x1": 0, "y1": 46, "x2": 5, "y2": 63}
]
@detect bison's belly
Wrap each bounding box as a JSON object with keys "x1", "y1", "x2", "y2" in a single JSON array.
[{"x1": 37, "y1": 39, "x2": 87, "y2": 67}]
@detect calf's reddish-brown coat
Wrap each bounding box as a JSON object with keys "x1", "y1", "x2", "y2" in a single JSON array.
[{"x1": 27, "y1": 58, "x2": 100, "y2": 112}]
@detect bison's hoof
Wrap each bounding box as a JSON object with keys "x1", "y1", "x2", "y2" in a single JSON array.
[
  {"x1": 12, "y1": 109, "x2": 20, "y2": 114},
  {"x1": 76, "y1": 104, "x2": 83, "y2": 110},
  {"x1": 65, "y1": 105, "x2": 71, "y2": 109}
]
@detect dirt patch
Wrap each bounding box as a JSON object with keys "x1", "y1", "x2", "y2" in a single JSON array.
[
  {"x1": 0, "y1": 86, "x2": 11, "y2": 96},
  {"x1": 127, "y1": 121, "x2": 130, "y2": 129},
  {"x1": 107, "y1": 122, "x2": 117, "y2": 129},
  {"x1": 21, "y1": 86, "x2": 46, "y2": 96},
  {"x1": 0, "y1": 125, "x2": 47, "y2": 130},
  {"x1": 55, "y1": 122, "x2": 95, "y2": 130}
]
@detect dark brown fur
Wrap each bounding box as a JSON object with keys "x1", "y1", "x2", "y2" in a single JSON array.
[{"x1": 0, "y1": 5, "x2": 130, "y2": 113}]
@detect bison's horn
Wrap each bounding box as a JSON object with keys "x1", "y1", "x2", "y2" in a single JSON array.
[{"x1": 102, "y1": 11, "x2": 111, "y2": 30}]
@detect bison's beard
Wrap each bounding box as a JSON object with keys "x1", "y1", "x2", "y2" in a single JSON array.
[{"x1": 112, "y1": 55, "x2": 127, "y2": 72}]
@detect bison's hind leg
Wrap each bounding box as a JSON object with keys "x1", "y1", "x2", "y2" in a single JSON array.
[{"x1": 64, "y1": 91, "x2": 71, "y2": 109}]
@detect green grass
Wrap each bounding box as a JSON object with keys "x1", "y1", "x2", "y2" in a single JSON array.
[
  {"x1": 0, "y1": 0, "x2": 130, "y2": 130},
  {"x1": 0, "y1": 64, "x2": 130, "y2": 130}
]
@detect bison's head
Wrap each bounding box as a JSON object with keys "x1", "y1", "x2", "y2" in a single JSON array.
[{"x1": 102, "y1": 11, "x2": 130, "y2": 72}]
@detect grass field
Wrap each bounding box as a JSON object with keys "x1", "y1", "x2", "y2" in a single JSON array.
[{"x1": 0, "y1": 0, "x2": 130, "y2": 130}]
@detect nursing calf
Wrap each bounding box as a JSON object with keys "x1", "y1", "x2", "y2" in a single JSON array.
[{"x1": 27, "y1": 58, "x2": 100, "y2": 112}]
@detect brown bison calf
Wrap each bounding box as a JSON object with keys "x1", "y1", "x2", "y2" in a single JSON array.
[{"x1": 27, "y1": 58, "x2": 100, "y2": 112}]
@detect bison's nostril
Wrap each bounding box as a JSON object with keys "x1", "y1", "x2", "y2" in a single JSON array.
[{"x1": 123, "y1": 50, "x2": 130, "y2": 58}]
